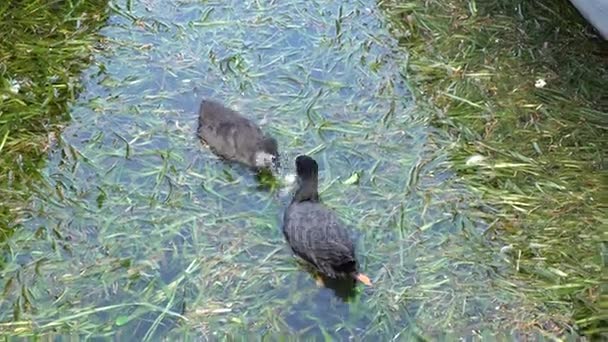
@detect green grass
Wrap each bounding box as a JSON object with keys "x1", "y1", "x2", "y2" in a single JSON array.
[
  {"x1": 0, "y1": 0, "x2": 606, "y2": 340},
  {"x1": 0, "y1": 0, "x2": 108, "y2": 229},
  {"x1": 379, "y1": 0, "x2": 607, "y2": 338}
]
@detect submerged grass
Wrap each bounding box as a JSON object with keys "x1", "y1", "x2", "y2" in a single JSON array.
[
  {"x1": 0, "y1": 0, "x2": 108, "y2": 230},
  {"x1": 380, "y1": 0, "x2": 607, "y2": 338},
  {"x1": 1, "y1": 0, "x2": 606, "y2": 340}
]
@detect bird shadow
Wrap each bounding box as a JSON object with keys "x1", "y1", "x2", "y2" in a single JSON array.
[
  {"x1": 318, "y1": 275, "x2": 358, "y2": 302},
  {"x1": 296, "y1": 259, "x2": 359, "y2": 303}
]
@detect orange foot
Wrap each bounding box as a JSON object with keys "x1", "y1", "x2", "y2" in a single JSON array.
[
  {"x1": 355, "y1": 273, "x2": 372, "y2": 286},
  {"x1": 315, "y1": 274, "x2": 325, "y2": 287}
]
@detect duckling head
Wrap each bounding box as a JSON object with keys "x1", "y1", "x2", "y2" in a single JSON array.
[{"x1": 254, "y1": 136, "x2": 279, "y2": 169}]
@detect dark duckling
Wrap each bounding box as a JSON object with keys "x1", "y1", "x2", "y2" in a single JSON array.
[
  {"x1": 197, "y1": 99, "x2": 279, "y2": 171},
  {"x1": 282, "y1": 155, "x2": 372, "y2": 286}
]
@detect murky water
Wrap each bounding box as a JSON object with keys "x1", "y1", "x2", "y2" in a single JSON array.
[{"x1": 0, "y1": 0, "x2": 514, "y2": 339}]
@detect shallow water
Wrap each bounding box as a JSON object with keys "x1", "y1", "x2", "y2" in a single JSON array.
[{"x1": 1, "y1": 0, "x2": 518, "y2": 339}]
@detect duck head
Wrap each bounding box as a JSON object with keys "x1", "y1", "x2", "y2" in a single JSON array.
[
  {"x1": 295, "y1": 154, "x2": 318, "y2": 180},
  {"x1": 254, "y1": 136, "x2": 279, "y2": 170}
]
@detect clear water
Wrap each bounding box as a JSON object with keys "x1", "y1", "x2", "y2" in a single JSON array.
[{"x1": 1, "y1": 0, "x2": 513, "y2": 339}]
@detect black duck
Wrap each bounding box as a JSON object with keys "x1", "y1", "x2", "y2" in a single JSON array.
[{"x1": 282, "y1": 155, "x2": 372, "y2": 286}]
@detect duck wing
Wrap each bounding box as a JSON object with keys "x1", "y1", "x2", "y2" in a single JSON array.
[
  {"x1": 198, "y1": 100, "x2": 265, "y2": 165},
  {"x1": 283, "y1": 202, "x2": 356, "y2": 277}
]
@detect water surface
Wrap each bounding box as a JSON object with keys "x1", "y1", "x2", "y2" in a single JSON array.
[{"x1": 0, "y1": 0, "x2": 514, "y2": 339}]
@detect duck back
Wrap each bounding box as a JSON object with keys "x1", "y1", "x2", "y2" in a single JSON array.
[
  {"x1": 283, "y1": 201, "x2": 357, "y2": 278},
  {"x1": 197, "y1": 99, "x2": 271, "y2": 168}
]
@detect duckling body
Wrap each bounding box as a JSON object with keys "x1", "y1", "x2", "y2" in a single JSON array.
[
  {"x1": 197, "y1": 99, "x2": 278, "y2": 170},
  {"x1": 282, "y1": 155, "x2": 371, "y2": 286}
]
